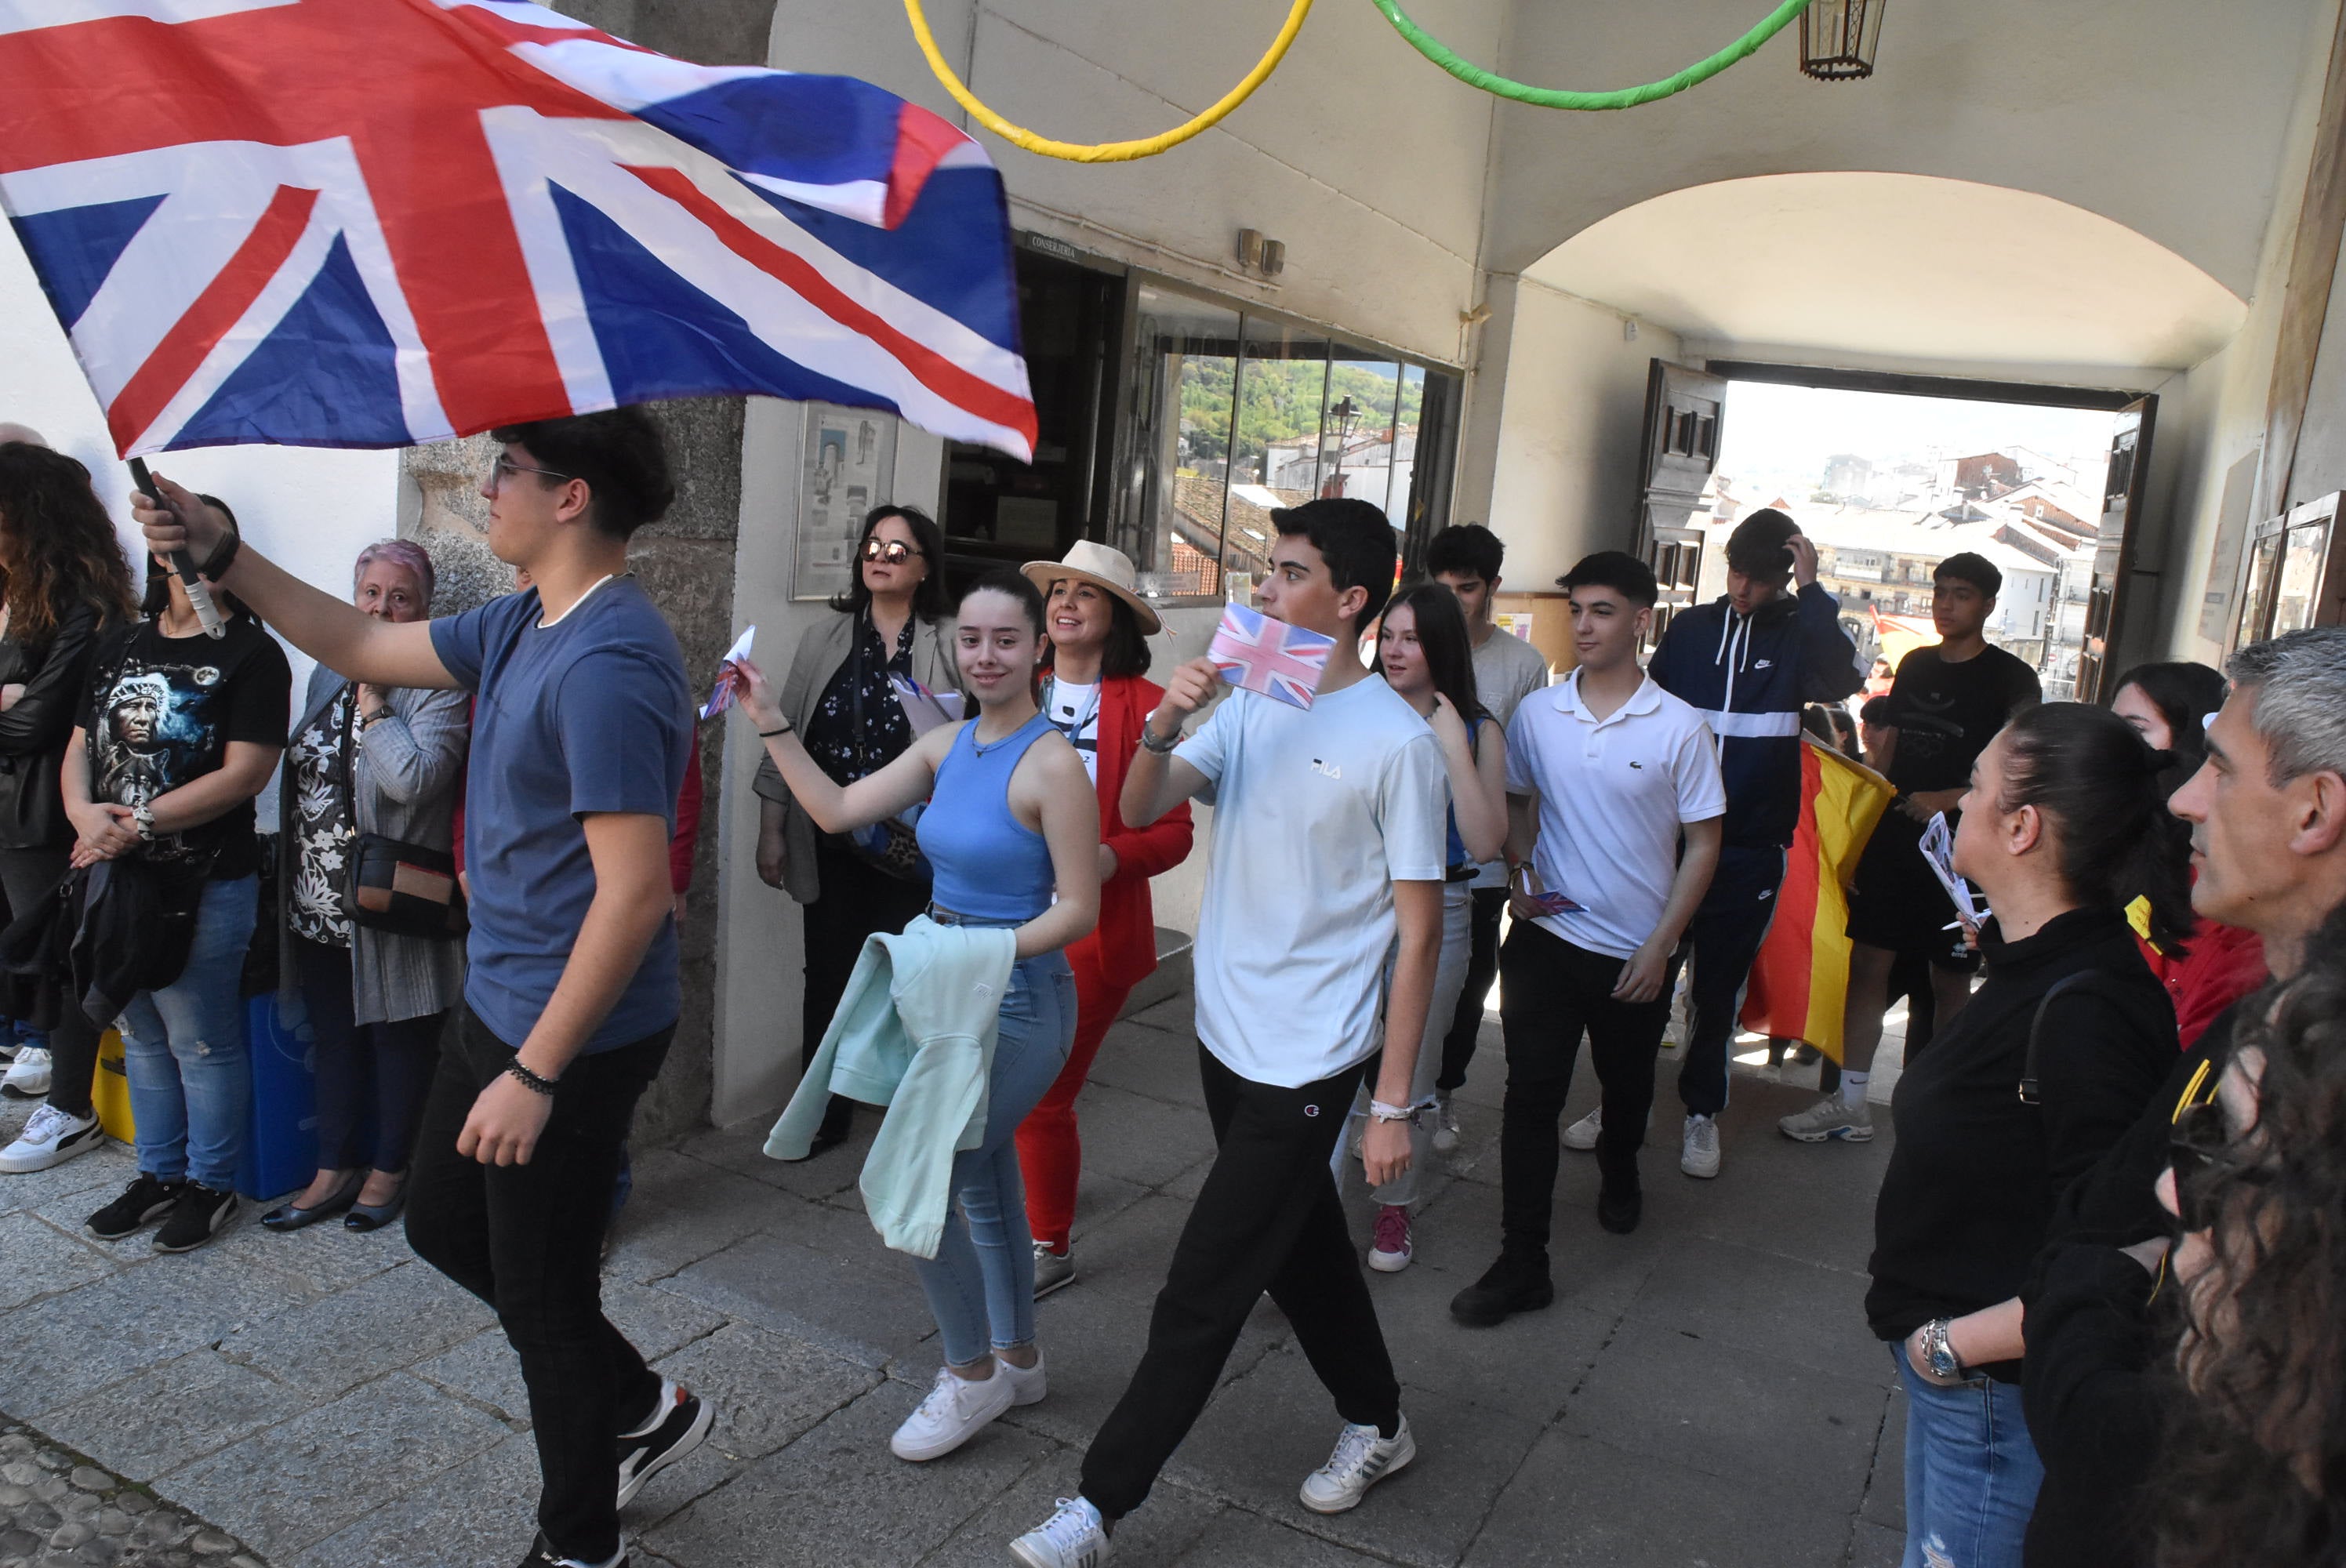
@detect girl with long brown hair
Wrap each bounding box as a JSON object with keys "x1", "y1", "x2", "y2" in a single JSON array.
[{"x1": 0, "y1": 441, "x2": 140, "y2": 1173}]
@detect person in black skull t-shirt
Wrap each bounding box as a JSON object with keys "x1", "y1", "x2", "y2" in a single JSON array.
[
  {"x1": 1779, "y1": 551, "x2": 2041, "y2": 1145},
  {"x1": 68, "y1": 523, "x2": 289, "y2": 1254}
]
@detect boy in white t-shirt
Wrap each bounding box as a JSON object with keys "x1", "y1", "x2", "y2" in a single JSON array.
[
  {"x1": 1011, "y1": 500, "x2": 1448, "y2": 1568},
  {"x1": 1451, "y1": 552, "x2": 1724, "y2": 1330}
]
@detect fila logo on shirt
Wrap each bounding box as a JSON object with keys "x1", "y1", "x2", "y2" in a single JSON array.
[{"x1": 1311, "y1": 757, "x2": 1343, "y2": 780}]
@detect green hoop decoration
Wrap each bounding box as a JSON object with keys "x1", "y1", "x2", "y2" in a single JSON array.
[{"x1": 1369, "y1": 0, "x2": 1813, "y2": 111}]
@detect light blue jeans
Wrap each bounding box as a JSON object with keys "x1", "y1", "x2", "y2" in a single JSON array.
[
  {"x1": 911, "y1": 924, "x2": 1075, "y2": 1367},
  {"x1": 1337, "y1": 880, "x2": 1473, "y2": 1207},
  {"x1": 1890, "y1": 1340, "x2": 2043, "y2": 1568},
  {"x1": 118, "y1": 874, "x2": 257, "y2": 1191}
]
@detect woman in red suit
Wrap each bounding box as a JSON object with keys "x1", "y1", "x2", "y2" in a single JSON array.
[{"x1": 1016, "y1": 543, "x2": 1194, "y2": 1298}]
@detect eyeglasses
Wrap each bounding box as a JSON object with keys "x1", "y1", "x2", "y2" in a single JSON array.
[
  {"x1": 861, "y1": 538, "x2": 922, "y2": 564},
  {"x1": 483, "y1": 455, "x2": 574, "y2": 495}
]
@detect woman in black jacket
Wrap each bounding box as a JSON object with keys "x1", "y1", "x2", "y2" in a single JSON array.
[
  {"x1": 0, "y1": 441, "x2": 139, "y2": 1172},
  {"x1": 1867, "y1": 702, "x2": 2188, "y2": 1568}
]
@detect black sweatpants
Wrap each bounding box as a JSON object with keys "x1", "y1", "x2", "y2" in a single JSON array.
[
  {"x1": 1499, "y1": 920, "x2": 1681, "y2": 1252},
  {"x1": 1433, "y1": 885, "x2": 1507, "y2": 1094},
  {"x1": 1676, "y1": 844, "x2": 1786, "y2": 1119},
  {"x1": 405, "y1": 1007, "x2": 670, "y2": 1563},
  {"x1": 1080, "y1": 1045, "x2": 1401, "y2": 1521},
  {"x1": 0, "y1": 843, "x2": 100, "y2": 1120}
]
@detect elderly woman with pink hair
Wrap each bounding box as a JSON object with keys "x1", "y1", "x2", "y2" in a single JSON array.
[{"x1": 263, "y1": 539, "x2": 470, "y2": 1233}]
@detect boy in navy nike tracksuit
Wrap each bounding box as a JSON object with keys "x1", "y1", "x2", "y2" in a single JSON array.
[{"x1": 1644, "y1": 510, "x2": 1863, "y2": 1174}]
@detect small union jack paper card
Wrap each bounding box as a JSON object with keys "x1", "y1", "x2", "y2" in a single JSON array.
[
  {"x1": 700, "y1": 626, "x2": 757, "y2": 720},
  {"x1": 1208, "y1": 603, "x2": 1335, "y2": 710}
]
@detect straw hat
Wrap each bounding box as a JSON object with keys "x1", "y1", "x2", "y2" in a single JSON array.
[{"x1": 1020, "y1": 539, "x2": 1160, "y2": 634}]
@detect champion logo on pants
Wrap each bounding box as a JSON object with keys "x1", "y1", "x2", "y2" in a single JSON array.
[{"x1": 1304, "y1": 1105, "x2": 1320, "y2": 1117}]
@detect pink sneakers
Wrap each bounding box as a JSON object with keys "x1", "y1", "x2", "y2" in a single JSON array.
[{"x1": 1367, "y1": 1204, "x2": 1414, "y2": 1273}]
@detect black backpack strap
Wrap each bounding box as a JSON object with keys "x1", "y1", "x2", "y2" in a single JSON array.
[{"x1": 2020, "y1": 971, "x2": 2155, "y2": 1105}]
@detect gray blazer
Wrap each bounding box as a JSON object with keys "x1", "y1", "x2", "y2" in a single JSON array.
[
  {"x1": 277, "y1": 664, "x2": 470, "y2": 1025},
  {"x1": 750, "y1": 608, "x2": 954, "y2": 906}
]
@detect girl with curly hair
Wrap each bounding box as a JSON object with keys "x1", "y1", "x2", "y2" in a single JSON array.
[
  {"x1": 2155, "y1": 917, "x2": 2346, "y2": 1567},
  {"x1": 0, "y1": 441, "x2": 139, "y2": 1172}
]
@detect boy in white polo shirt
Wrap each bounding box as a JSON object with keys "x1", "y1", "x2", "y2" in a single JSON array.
[
  {"x1": 1452, "y1": 552, "x2": 1724, "y2": 1328},
  {"x1": 1010, "y1": 499, "x2": 1447, "y2": 1568}
]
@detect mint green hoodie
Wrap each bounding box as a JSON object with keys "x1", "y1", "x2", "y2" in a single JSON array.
[{"x1": 764, "y1": 916, "x2": 1019, "y2": 1258}]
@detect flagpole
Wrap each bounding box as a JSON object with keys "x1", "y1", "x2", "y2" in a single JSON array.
[{"x1": 126, "y1": 459, "x2": 227, "y2": 641}]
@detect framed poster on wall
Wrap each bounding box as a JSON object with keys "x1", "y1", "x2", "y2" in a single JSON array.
[{"x1": 791, "y1": 405, "x2": 897, "y2": 601}]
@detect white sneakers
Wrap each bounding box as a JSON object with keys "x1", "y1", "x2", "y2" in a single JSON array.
[
  {"x1": 892, "y1": 1364, "x2": 1014, "y2": 1461},
  {"x1": 1430, "y1": 1093, "x2": 1460, "y2": 1153},
  {"x1": 2, "y1": 1047, "x2": 53, "y2": 1099},
  {"x1": 1679, "y1": 1115, "x2": 1721, "y2": 1179},
  {"x1": 890, "y1": 1352, "x2": 1046, "y2": 1461},
  {"x1": 1008, "y1": 1414, "x2": 1417, "y2": 1563},
  {"x1": 1299, "y1": 1415, "x2": 1416, "y2": 1513},
  {"x1": 0, "y1": 1103, "x2": 101, "y2": 1174},
  {"x1": 1010, "y1": 1497, "x2": 1110, "y2": 1568},
  {"x1": 1778, "y1": 1097, "x2": 1874, "y2": 1143}
]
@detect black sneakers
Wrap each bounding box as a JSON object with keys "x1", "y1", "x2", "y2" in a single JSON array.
[
  {"x1": 1597, "y1": 1178, "x2": 1643, "y2": 1235},
  {"x1": 85, "y1": 1174, "x2": 186, "y2": 1241},
  {"x1": 1448, "y1": 1247, "x2": 1555, "y2": 1327},
  {"x1": 518, "y1": 1532, "x2": 628, "y2": 1568},
  {"x1": 152, "y1": 1181, "x2": 240, "y2": 1253},
  {"x1": 616, "y1": 1378, "x2": 711, "y2": 1508}
]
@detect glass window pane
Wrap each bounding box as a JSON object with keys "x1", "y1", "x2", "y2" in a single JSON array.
[
  {"x1": 1321, "y1": 350, "x2": 1403, "y2": 516},
  {"x1": 2275, "y1": 517, "x2": 2332, "y2": 635},
  {"x1": 1130, "y1": 283, "x2": 1242, "y2": 601},
  {"x1": 1227, "y1": 321, "x2": 1330, "y2": 588},
  {"x1": 1384, "y1": 365, "x2": 1428, "y2": 529}
]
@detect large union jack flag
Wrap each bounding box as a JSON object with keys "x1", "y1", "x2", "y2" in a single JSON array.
[{"x1": 0, "y1": 0, "x2": 1037, "y2": 460}]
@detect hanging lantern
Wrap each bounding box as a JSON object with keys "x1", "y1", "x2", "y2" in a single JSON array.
[{"x1": 1799, "y1": 0, "x2": 1884, "y2": 81}]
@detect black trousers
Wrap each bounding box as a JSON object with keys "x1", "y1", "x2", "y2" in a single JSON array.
[
  {"x1": 291, "y1": 935, "x2": 444, "y2": 1175},
  {"x1": 1676, "y1": 844, "x2": 1787, "y2": 1119},
  {"x1": 1433, "y1": 885, "x2": 1507, "y2": 1094},
  {"x1": 1498, "y1": 920, "x2": 1680, "y2": 1253},
  {"x1": 803, "y1": 835, "x2": 931, "y2": 1139},
  {"x1": 405, "y1": 1006, "x2": 670, "y2": 1563},
  {"x1": 1080, "y1": 1045, "x2": 1401, "y2": 1521},
  {"x1": 0, "y1": 843, "x2": 100, "y2": 1120}
]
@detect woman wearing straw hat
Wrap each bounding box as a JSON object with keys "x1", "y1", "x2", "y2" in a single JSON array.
[{"x1": 1015, "y1": 541, "x2": 1193, "y2": 1298}]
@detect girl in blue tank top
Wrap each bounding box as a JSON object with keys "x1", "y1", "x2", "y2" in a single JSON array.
[{"x1": 739, "y1": 570, "x2": 1099, "y2": 1465}]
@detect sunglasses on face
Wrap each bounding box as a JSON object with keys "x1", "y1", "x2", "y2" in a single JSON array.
[{"x1": 862, "y1": 538, "x2": 921, "y2": 564}]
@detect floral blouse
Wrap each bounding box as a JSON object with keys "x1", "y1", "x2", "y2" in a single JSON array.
[
  {"x1": 801, "y1": 611, "x2": 917, "y2": 789},
  {"x1": 288, "y1": 682, "x2": 358, "y2": 947}
]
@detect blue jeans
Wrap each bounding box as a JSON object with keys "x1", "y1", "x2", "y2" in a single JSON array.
[
  {"x1": 118, "y1": 874, "x2": 257, "y2": 1190},
  {"x1": 1890, "y1": 1341, "x2": 2043, "y2": 1568},
  {"x1": 911, "y1": 938, "x2": 1076, "y2": 1366}
]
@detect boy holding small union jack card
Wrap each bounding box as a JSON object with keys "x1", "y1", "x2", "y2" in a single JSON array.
[{"x1": 1011, "y1": 498, "x2": 1447, "y2": 1568}]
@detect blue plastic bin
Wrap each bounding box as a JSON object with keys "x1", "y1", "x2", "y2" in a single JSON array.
[{"x1": 236, "y1": 993, "x2": 319, "y2": 1201}]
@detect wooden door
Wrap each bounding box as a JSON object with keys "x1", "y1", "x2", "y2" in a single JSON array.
[
  {"x1": 2074, "y1": 394, "x2": 2158, "y2": 702},
  {"x1": 1633, "y1": 359, "x2": 1727, "y2": 648}
]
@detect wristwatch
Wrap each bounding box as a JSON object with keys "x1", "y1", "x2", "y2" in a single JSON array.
[
  {"x1": 1138, "y1": 710, "x2": 1181, "y2": 755},
  {"x1": 1919, "y1": 1317, "x2": 1966, "y2": 1381},
  {"x1": 132, "y1": 803, "x2": 156, "y2": 842}
]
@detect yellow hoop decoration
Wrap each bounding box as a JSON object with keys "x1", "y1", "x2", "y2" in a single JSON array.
[{"x1": 902, "y1": 0, "x2": 1316, "y2": 162}]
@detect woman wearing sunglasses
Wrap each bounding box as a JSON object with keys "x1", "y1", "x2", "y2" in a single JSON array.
[
  {"x1": 752, "y1": 506, "x2": 957, "y2": 1159},
  {"x1": 1865, "y1": 703, "x2": 2189, "y2": 1568}
]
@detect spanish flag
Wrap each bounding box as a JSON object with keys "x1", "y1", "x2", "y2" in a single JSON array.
[{"x1": 1739, "y1": 738, "x2": 1894, "y2": 1062}]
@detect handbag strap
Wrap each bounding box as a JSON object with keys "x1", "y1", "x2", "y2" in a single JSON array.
[{"x1": 2019, "y1": 971, "x2": 2145, "y2": 1105}]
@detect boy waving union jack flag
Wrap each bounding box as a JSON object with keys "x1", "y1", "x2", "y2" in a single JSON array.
[{"x1": 0, "y1": 0, "x2": 1037, "y2": 460}]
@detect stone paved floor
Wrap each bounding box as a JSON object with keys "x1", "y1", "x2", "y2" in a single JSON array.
[
  {"x1": 1, "y1": 992, "x2": 1910, "y2": 1568},
  {"x1": 0, "y1": 1418, "x2": 264, "y2": 1568}
]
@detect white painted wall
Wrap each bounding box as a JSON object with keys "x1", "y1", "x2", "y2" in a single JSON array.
[
  {"x1": 1, "y1": 227, "x2": 403, "y2": 704},
  {"x1": 1466, "y1": 277, "x2": 1683, "y2": 590},
  {"x1": 765, "y1": 0, "x2": 1505, "y2": 366}
]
